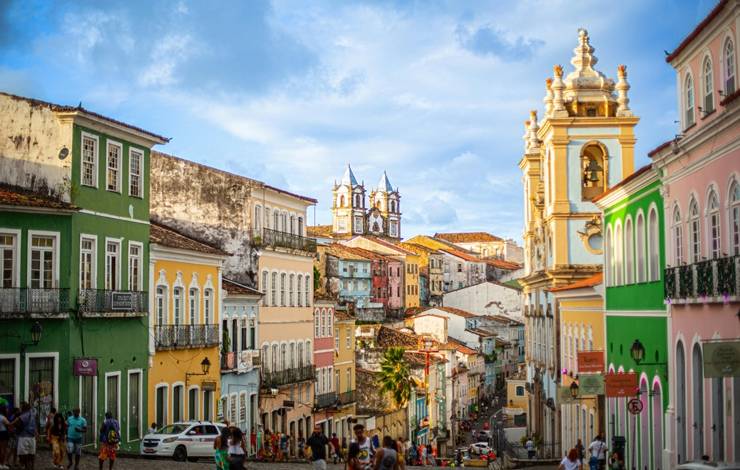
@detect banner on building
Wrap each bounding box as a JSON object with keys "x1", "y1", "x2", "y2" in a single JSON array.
[
  {"x1": 579, "y1": 373, "x2": 604, "y2": 395},
  {"x1": 577, "y1": 351, "x2": 604, "y2": 373},
  {"x1": 73, "y1": 358, "x2": 97, "y2": 376},
  {"x1": 605, "y1": 372, "x2": 637, "y2": 397},
  {"x1": 703, "y1": 340, "x2": 740, "y2": 378}
]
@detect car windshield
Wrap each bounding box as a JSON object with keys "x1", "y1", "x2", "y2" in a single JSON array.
[{"x1": 157, "y1": 424, "x2": 188, "y2": 435}]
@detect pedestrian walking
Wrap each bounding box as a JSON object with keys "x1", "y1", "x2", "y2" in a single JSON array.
[
  {"x1": 98, "y1": 412, "x2": 119, "y2": 470},
  {"x1": 0, "y1": 404, "x2": 10, "y2": 470},
  {"x1": 65, "y1": 408, "x2": 86, "y2": 470},
  {"x1": 588, "y1": 435, "x2": 607, "y2": 470},
  {"x1": 48, "y1": 413, "x2": 66, "y2": 469},
  {"x1": 330, "y1": 433, "x2": 340, "y2": 463},
  {"x1": 7, "y1": 408, "x2": 19, "y2": 470},
  {"x1": 214, "y1": 424, "x2": 229, "y2": 470},
  {"x1": 425, "y1": 444, "x2": 434, "y2": 465},
  {"x1": 12, "y1": 402, "x2": 37, "y2": 470},
  {"x1": 352, "y1": 423, "x2": 375, "y2": 470},
  {"x1": 559, "y1": 448, "x2": 581, "y2": 470},
  {"x1": 306, "y1": 425, "x2": 329, "y2": 470},
  {"x1": 575, "y1": 438, "x2": 585, "y2": 469},
  {"x1": 394, "y1": 437, "x2": 405, "y2": 470},
  {"x1": 525, "y1": 436, "x2": 535, "y2": 459},
  {"x1": 227, "y1": 428, "x2": 247, "y2": 470},
  {"x1": 297, "y1": 433, "x2": 305, "y2": 459},
  {"x1": 373, "y1": 436, "x2": 399, "y2": 470}
]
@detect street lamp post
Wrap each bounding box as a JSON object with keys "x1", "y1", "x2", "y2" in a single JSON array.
[
  {"x1": 186, "y1": 357, "x2": 212, "y2": 385},
  {"x1": 20, "y1": 321, "x2": 43, "y2": 356}
]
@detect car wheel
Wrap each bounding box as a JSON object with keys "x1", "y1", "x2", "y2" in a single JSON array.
[{"x1": 173, "y1": 445, "x2": 187, "y2": 462}]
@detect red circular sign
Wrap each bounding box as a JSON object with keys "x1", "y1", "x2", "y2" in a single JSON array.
[{"x1": 628, "y1": 398, "x2": 643, "y2": 415}]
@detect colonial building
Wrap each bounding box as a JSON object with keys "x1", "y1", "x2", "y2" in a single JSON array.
[
  {"x1": 434, "y1": 232, "x2": 524, "y2": 264},
  {"x1": 404, "y1": 235, "x2": 486, "y2": 291},
  {"x1": 518, "y1": 29, "x2": 638, "y2": 456},
  {"x1": 0, "y1": 92, "x2": 167, "y2": 451},
  {"x1": 326, "y1": 165, "x2": 401, "y2": 240},
  {"x1": 313, "y1": 299, "x2": 336, "y2": 436},
  {"x1": 651, "y1": 1, "x2": 739, "y2": 464},
  {"x1": 148, "y1": 223, "x2": 225, "y2": 440},
  {"x1": 332, "y1": 308, "x2": 357, "y2": 442},
  {"x1": 399, "y1": 242, "x2": 444, "y2": 306}
]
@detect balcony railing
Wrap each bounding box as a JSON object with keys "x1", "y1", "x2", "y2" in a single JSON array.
[
  {"x1": 337, "y1": 390, "x2": 356, "y2": 406},
  {"x1": 664, "y1": 254, "x2": 739, "y2": 303},
  {"x1": 252, "y1": 228, "x2": 317, "y2": 253},
  {"x1": 222, "y1": 351, "x2": 237, "y2": 370},
  {"x1": 0, "y1": 288, "x2": 70, "y2": 317},
  {"x1": 79, "y1": 289, "x2": 147, "y2": 315},
  {"x1": 314, "y1": 392, "x2": 338, "y2": 409},
  {"x1": 262, "y1": 365, "x2": 315, "y2": 388},
  {"x1": 155, "y1": 324, "x2": 219, "y2": 349}
]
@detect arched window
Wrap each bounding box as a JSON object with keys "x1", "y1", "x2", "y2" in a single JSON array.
[
  {"x1": 652, "y1": 380, "x2": 663, "y2": 470},
  {"x1": 314, "y1": 311, "x2": 320, "y2": 337},
  {"x1": 261, "y1": 271, "x2": 269, "y2": 304},
  {"x1": 581, "y1": 144, "x2": 606, "y2": 201},
  {"x1": 673, "y1": 206, "x2": 683, "y2": 265},
  {"x1": 730, "y1": 181, "x2": 740, "y2": 255},
  {"x1": 271, "y1": 343, "x2": 278, "y2": 372},
  {"x1": 605, "y1": 225, "x2": 612, "y2": 286},
  {"x1": 290, "y1": 215, "x2": 296, "y2": 234},
  {"x1": 264, "y1": 208, "x2": 271, "y2": 229},
  {"x1": 306, "y1": 340, "x2": 312, "y2": 365},
  {"x1": 173, "y1": 287, "x2": 182, "y2": 325},
  {"x1": 297, "y1": 274, "x2": 303, "y2": 307},
  {"x1": 689, "y1": 198, "x2": 701, "y2": 263},
  {"x1": 321, "y1": 309, "x2": 326, "y2": 337},
  {"x1": 297, "y1": 216, "x2": 304, "y2": 236},
  {"x1": 685, "y1": 74, "x2": 695, "y2": 126},
  {"x1": 390, "y1": 200, "x2": 396, "y2": 212},
  {"x1": 289, "y1": 342, "x2": 295, "y2": 369},
  {"x1": 254, "y1": 205, "x2": 262, "y2": 232},
  {"x1": 625, "y1": 217, "x2": 634, "y2": 284},
  {"x1": 692, "y1": 343, "x2": 705, "y2": 458},
  {"x1": 262, "y1": 344, "x2": 270, "y2": 372},
  {"x1": 703, "y1": 56, "x2": 714, "y2": 113},
  {"x1": 707, "y1": 190, "x2": 720, "y2": 259},
  {"x1": 271, "y1": 272, "x2": 277, "y2": 306},
  {"x1": 305, "y1": 275, "x2": 311, "y2": 307},
  {"x1": 648, "y1": 208, "x2": 660, "y2": 281},
  {"x1": 204, "y1": 289, "x2": 212, "y2": 324},
  {"x1": 639, "y1": 378, "x2": 649, "y2": 470},
  {"x1": 615, "y1": 222, "x2": 623, "y2": 286},
  {"x1": 297, "y1": 342, "x2": 304, "y2": 367},
  {"x1": 280, "y1": 343, "x2": 287, "y2": 371},
  {"x1": 355, "y1": 194, "x2": 362, "y2": 207},
  {"x1": 289, "y1": 274, "x2": 295, "y2": 306},
  {"x1": 636, "y1": 213, "x2": 646, "y2": 282},
  {"x1": 725, "y1": 38, "x2": 736, "y2": 94},
  {"x1": 340, "y1": 195, "x2": 346, "y2": 207},
  {"x1": 280, "y1": 273, "x2": 286, "y2": 306},
  {"x1": 156, "y1": 286, "x2": 167, "y2": 325},
  {"x1": 273, "y1": 211, "x2": 279, "y2": 231}
]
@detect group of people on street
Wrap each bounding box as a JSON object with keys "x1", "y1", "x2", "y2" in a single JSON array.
[
  {"x1": 307, "y1": 423, "x2": 402, "y2": 470},
  {"x1": 0, "y1": 403, "x2": 119, "y2": 470},
  {"x1": 558, "y1": 434, "x2": 624, "y2": 470}
]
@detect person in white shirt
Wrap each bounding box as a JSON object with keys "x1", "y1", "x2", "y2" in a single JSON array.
[
  {"x1": 588, "y1": 435, "x2": 607, "y2": 470},
  {"x1": 559, "y1": 449, "x2": 580, "y2": 470}
]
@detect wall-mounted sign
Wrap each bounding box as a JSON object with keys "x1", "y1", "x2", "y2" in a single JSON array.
[
  {"x1": 201, "y1": 381, "x2": 217, "y2": 391},
  {"x1": 627, "y1": 398, "x2": 643, "y2": 415},
  {"x1": 111, "y1": 292, "x2": 135, "y2": 310},
  {"x1": 282, "y1": 400, "x2": 295, "y2": 408},
  {"x1": 703, "y1": 340, "x2": 740, "y2": 378},
  {"x1": 579, "y1": 374, "x2": 604, "y2": 396},
  {"x1": 605, "y1": 372, "x2": 637, "y2": 398},
  {"x1": 578, "y1": 351, "x2": 604, "y2": 373},
  {"x1": 73, "y1": 358, "x2": 97, "y2": 376}
]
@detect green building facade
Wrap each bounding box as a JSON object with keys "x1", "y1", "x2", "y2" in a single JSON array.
[
  {"x1": 595, "y1": 165, "x2": 668, "y2": 470},
  {"x1": 0, "y1": 93, "x2": 166, "y2": 451}
]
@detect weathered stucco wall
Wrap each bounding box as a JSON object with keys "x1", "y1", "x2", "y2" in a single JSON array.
[
  {"x1": 150, "y1": 151, "x2": 258, "y2": 285},
  {"x1": 0, "y1": 94, "x2": 73, "y2": 199}
]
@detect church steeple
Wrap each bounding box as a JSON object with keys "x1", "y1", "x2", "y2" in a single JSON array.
[
  {"x1": 341, "y1": 164, "x2": 359, "y2": 186},
  {"x1": 332, "y1": 164, "x2": 366, "y2": 236},
  {"x1": 369, "y1": 170, "x2": 401, "y2": 239}
]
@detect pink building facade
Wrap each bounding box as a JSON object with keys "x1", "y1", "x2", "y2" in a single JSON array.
[
  {"x1": 387, "y1": 259, "x2": 404, "y2": 312},
  {"x1": 651, "y1": 1, "x2": 740, "y2": 465},
  {"x1": 313, "y1": 300, "x2": 336, "y2": 433}
]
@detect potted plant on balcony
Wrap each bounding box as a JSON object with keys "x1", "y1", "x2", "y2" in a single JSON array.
[{"x1": 222, "y1": 330, "x2": 231, "y2": 355}]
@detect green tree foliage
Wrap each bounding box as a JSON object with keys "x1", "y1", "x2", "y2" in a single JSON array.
[{"x1": 379, "y1": 347, "x2": 413, "y2": 408}]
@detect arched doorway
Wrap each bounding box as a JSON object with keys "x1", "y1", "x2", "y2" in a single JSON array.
[
  {"x1": 711, "y1": 377, "x2": 724, "y2": 460},
  {"x1": 652, "y1": 380, "x2": 663, "y2": 470},
  {"x1": 639, "y1": 377, "x2": 649, "y2": 470},
  {"x1": 692, "y1": 343, "x2": 704, "y2": 459},
  {"x1": 676, "y1": 341, "x2": 687, "y2": 463}
]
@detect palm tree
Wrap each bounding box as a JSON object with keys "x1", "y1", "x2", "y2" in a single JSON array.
[{"x1": 378, "y1": 347, "x2": 413, "y2": 408}]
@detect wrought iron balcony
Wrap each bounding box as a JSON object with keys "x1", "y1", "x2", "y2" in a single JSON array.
[
  {"x1": 314, "y1": 392, "x2": 338, "y2": 409},
  {"x1": 337, "y1": 390, "x2": 356, "y2": 405},
  {"x1": 664, "y1": 254, "x2": 739, "y2": 303},
  {"x1": 252, "y1": 228, "x2": 317, "y2": 253},
  {"x1": 155, "y1": 324, "x2": 219, "y2": 350},
  {"x1": 0, "y1": 288, "x2": 70, "y2": 318},
  {"x1": 262, "y1": 365, "x2": 315, "y2": 388},
  {"x1": 79, "y1": 289, "x2": 147, "y2": 316}
]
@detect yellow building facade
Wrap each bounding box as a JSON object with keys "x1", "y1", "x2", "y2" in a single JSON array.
[
  {"x1": 332, "y1": 310, "x2": 357, "y2": 443},
  {"x1": 148, "y1": 223, "x2": 226, "y2": 428}
]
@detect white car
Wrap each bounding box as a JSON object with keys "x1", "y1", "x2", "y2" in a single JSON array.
[
  {"x1": 140, "y1": 421, "x2": 226, "y2": 461},
  {"x1": 469, "y1": 442, "x2": 491, "y2": 455}
]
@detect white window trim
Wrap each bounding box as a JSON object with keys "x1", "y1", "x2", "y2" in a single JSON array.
[
  {"x1": 0, "y1": 228, "x2": 21, "y2": 287},
  {"x1": 78, "y1": 374, "x2": 98, "y2": 445},
  {"x1": 128, "y1": 241, "x2": 143, "y2": 291},
  {"x1": 27, "y1": 230, "x2": 60, "y2": 288},
  {"x1": 106, "y1": 140, "x2": 123, "y2": 193},
  {"x1": 0, "y1": 353, "x2": 20, "y2": 406},
  {"x1": 187, "y1": 385, "x2": 200, "y2": 421},
  {"x1": 80, "y1": 131, "x2": 99, "y2": 188},
  {"x1": 79, "y1": 234, "x2": 98, "y2": 290},
  {"x1": 128, "y1": 147, "x2": 145, "y2": 198},
  {"x1": 647, "y1": 205, "x2": 661, "y2": 282},
  {"x1": 24, "y1": 351, "x2": 59, "y2": 416},
  {"x1": 154, "y1": 383, "x2": 170, "y2": 426},
  {"x1": 104, "y1": 237, "x2": 123, "y2": 291},
  {"x1": 701, "y1": 53, "x2": 714, "y2": 112},
  {"x1": 127, "y1": 369, "x2": 143, "y2": 442},
  {"x1": 104, "y1": 370, "x2": 122, "y2": 421}
]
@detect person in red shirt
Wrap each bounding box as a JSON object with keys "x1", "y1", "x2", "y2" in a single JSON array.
[{"x1": 330, "y1": 433, "x2": 340, "y2": 463}]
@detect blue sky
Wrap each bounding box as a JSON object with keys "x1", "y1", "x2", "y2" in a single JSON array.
[{"x1": 0, "y1": 0, "x2": 716, "y2": 241}]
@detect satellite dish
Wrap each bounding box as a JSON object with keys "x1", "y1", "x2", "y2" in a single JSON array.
[{"x1": 58, "y1": 147, "x2": 69, "y2": 160}]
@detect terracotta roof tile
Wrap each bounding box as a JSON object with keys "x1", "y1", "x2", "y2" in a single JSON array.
[
  {"x1": 438, "y1": 247, "x2": 482, "y2": 263},
  {"x1": 307, "y1": 225, "x2": 335, "y2": 238},
  {"x1": 223, "y1": 278, "x2": 262, "y2": 296},
  {"x1": 377, "y1": 325, "x2": 419, "y2": 348},
  {"x1": 483, "y1": 314, "x2": 524, "y2": 326},
  {"x1": 466, "y1": 327, "x2": 495, "y2": 337},
  {"x1": 320, "y1": 243, "x2": 370, "y2": 261},
  {"x1": 435, "y1": 232, "x2": 503, "y2": 243},
  {"x1": 0, "y1": 92, "x2": 169, "y2": 143},
  {"x1": 666, "y1": 0, "x2": 729, "y2": 63},
  {"x1": 361, "y1": 236, "x2": 417, "y2": 255},
  {"x1": 549, "y1": 272, "x2": 603, "y2": 292},
  {"x1": 446, "y1": 336, "x2": 478, "y2": 355},
  {"x1": 482, "y1": 258, "x2": 522, "y2": 270},
  {"x1": 418, "y1": 306, "x2": 477, "y2": 319},
  {"x1": 150, "y1": 222, "x2": 228, "y2": 256},
  {"x1": 0, "y1": 184, "x2": 78, "y2": 211},
  {"x1": 340, "y1": 246, "x2": 391, "y2": 261}
]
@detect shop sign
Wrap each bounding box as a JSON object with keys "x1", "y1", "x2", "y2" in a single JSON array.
[
  {"x1": 605, "y1": 372, "x2": 637, "y2": 398},
  {"x1": 703, "y1": 340, "x2": 740, "y2": 378},
  {"x1": 111, "y1": 292, "x2": 134, "y2": 310},
  {"x1": 282, "y1": 400, "x2": 295, "y2": 408},
  {"x1": 579, "y1": 374, "x2": 604, "y2": 396},
  {"x1": 577, "y1": 351, "x2": 604, "y2": 373},
  {"x1": 73, "y1": 358, "x2": 97, "y2": 376},
  {"x1": 201, "y1": 381, "x2": 217, "y2": 391}
]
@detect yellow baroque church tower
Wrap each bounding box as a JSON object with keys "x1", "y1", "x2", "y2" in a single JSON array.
[{"x1": 518, "y1": 29, "x2": 638, "y2": 457}]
